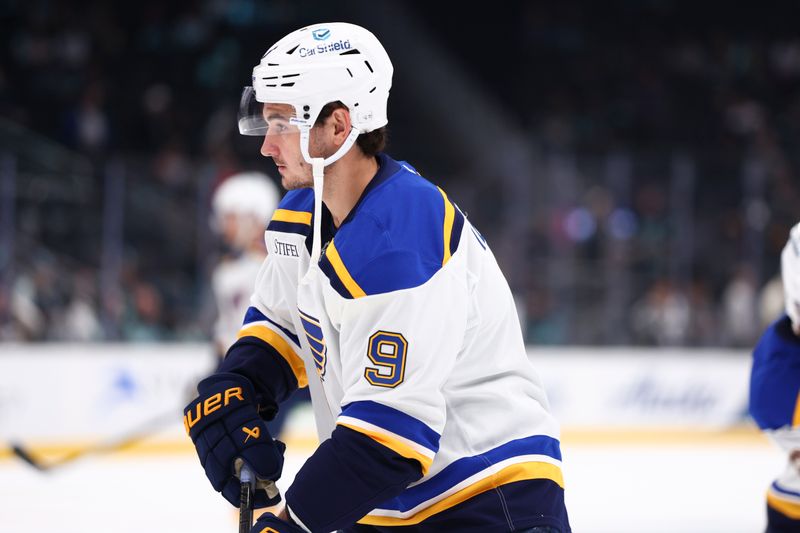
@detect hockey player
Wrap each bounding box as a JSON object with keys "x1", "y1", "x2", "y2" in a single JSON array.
[
  {"x1": 210, "y1": 172, "x2": 280, "y2": 357},
  {"x1": 750, "y1": 221, "x2": 800, "y2": 532},
  {"x1": 209, "y1": 172, "x2": 308, "y2": 439},
  {"x1": 184, "y1": 22, "x2": 570, "y2": 532}
]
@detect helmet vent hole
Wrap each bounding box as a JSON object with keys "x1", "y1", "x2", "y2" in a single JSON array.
[
  {"x1": 364, "y1": 60, "x2": 373, "y2": 73},
  {"x1": 287, "y1": 45, "x2": 299, "y2": 55},
  {"x1": 282, "y1": 73, "x2": 300, "y2": 78},
  {"x1": 346, "y1": 68, "x2": 353, "y2": 78},
  {"x1": 281, "y1": 82, "x2": 295, "y2": 87},
  {"x1": 262, "y1": 76, "x2": 279, "y2": 80},
  {"x1": 340, "y1": 49, "x2": 360, "y2": 56},
  {"x1": 369, "y1": 87, "x2": 376, "y2": 93},
  {"x1": 354, "y1": 102, "x2": 359, "y2": 107}
]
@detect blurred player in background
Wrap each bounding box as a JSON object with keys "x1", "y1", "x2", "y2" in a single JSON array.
[
  {"x1": 184, "y1": 22, "x2": 569, "y2": 532},
  {"x1": 750, "y1": 221, "x2": 800, "y2": 533},
  {"x1": 210, "y1": 172, "x2": 279, "y2": 357}
]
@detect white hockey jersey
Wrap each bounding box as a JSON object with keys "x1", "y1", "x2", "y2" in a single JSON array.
[
  {"x1": 236, "y1": 154, "x2": 565, "y2": 527},
  {"x1": 212, "y1": 251, "x2": 265, "y2": 350}
]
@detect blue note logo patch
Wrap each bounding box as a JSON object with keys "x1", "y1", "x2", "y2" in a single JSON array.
[{"x1": 298, "y1": 309, "x2": 327, "y2": 378}]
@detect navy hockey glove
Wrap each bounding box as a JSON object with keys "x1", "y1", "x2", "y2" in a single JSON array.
[
  {"x1": 183, "y1": 372, "x2": 285, "y2": 508},
  {"x1": 251, "y1": 513, "x2": 306, "y2": 533}
]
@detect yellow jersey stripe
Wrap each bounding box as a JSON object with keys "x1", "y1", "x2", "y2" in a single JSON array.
[
  {"x1": 438, "y1": 187, "x2": 455, "y2": 266},
  {"x1": 338, "y1": 422, "x2": 433, "y2": 475},
  {"x1": 302, "y1": 329, "x2": 325, "y2": 345},
  {"x1": 793, "y1": 392, "x2": 800, "y2": 428},
  {"x1": 325, "y1": 241, "x2": 367, "y2": 298},
  {"x1": 298, "y1": 310, "x2": 321, "y2": 326},
  {"x1": 308, "y1": 343, "x2": 326, "y2": 359},
  {"x1": 238, "y1": 325, "x2": 308, "y2": 388},
  {"x1": 272, "y1": 209, "x2": 312, "y2": 225},
  {"x1": 768, "y1": 490, "x2": 800, "y2": 519},
  {"x1": 358, "y1": 461, "x2": 563, "y2": 526}
]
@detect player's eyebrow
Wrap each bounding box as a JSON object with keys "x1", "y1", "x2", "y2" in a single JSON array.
[{"x1": 266, "y1": 112, "x2": 290, "y2": 121}]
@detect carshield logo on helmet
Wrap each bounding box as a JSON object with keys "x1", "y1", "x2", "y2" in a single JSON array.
[{"x1": 312, "y1": 28, "x2": 331, "y2": 41}]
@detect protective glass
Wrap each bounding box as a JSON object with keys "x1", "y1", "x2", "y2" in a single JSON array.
[{"x1": 237, "y1": 87, "x2": 301, "y2": 137}]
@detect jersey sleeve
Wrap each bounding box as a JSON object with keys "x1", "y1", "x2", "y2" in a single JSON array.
[
  {"x1": 330, "y1": 183, "x2": 467, "y2": 473},
  {"x1": 335, "y1": 256, "x2": 467, "y2": 473},
  {"x1": 286, "y1": 249, "x2": 469, "y2": 531}
]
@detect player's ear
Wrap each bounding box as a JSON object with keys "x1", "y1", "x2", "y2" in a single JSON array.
[{"x1": 330, "y1": 107, "x2": 351, "y2": 141}]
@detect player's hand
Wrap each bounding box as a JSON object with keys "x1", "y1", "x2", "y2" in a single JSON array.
[
  {"x1": 183, "y1": 372, "x2": 285, "y2": 508},
  {"x1": 251, "y1": 512, "x2": 306, "y2": 533}
]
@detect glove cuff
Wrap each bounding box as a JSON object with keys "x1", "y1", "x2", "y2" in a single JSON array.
[{"x1": 197, "y1": 372, "x2": 257, "y2": 398}]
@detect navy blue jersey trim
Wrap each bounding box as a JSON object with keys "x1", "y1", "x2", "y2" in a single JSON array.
[
  {"x1": 339, "y1": 153, "x2": 401, "y2": 228},
  {"x1": 286, "y1": 424, "x2": 423, "y2": 533},
  {"x1": 267, "y1": 220, "x2": 312, "y2": 236},
  {"x1": 450, "y1": 205, "x2": 465, "y2": 257},
  {"x1": 319, "y1": 252, "x2": 353, "y2": 299}
]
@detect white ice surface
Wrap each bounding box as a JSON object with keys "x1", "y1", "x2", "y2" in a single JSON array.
[{"x1": 0, "y1": 436, "x2": 783, "y2": 533}]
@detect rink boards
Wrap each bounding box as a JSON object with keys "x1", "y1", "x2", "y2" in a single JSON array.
[
  {"x1": 0, "y1": 343, "x2": 754, "y2": 449},
  {"x1": 0, "y1": 344, "x2": 778, "y2": 532}
]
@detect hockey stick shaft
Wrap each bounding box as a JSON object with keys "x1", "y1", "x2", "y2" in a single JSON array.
[
  {"x1": 239, "y1": 464, "x2": 255, "y2": 533},
  {"x1": 10, "y1": 410, "x2": 177, "y2": 472}
]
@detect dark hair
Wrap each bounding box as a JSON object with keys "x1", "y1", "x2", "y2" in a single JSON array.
[{"x1": 315, "y1": 101, "x2": 387, "y2": 157}]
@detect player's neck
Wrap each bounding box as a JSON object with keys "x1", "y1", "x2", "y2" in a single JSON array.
[{"x1": 322, "y1": 151, "x2": 378, "y2": 228}]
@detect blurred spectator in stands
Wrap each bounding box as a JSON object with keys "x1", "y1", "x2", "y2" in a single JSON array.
[
  {"x1": 525, "y1": 286, "x2": 568, "y2": 345},
  {"x1": 122, "y1": 280, "x2": 169, "y2": 341},
  {"x1": 759, "y1": 273, "x2": 785, "y2": 331},
  {"x1": 721, "y1": 264, "x2": 759, "y2": 347},
  {"x1": 4, "y1": 274, "x2": 45, "y2": 341},
  {"x1": 52, "y1": 269, "x2": 102, "y2": 341},
  {"x1": 687, "y1": 278, "x2": 718, "y2": 346},
  {"x1": 63, "y1": 82, "x2": 110, "y2": 155},
  {"x1": 631, "y1": 278, "x2": 690, "y2": 346},
  {"x1": 2, "y1": 1, "x2": 800, "y2": 346}
]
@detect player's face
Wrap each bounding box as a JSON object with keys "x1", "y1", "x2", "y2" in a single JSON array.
[
  {"x1": 259, "y1": 104, "x2": 340, "y2": 190},
  {"x1": 259, "y1": 104, "x2": 332, "y2": 191},
  {"x1": 259, "y1": 104, "x2": 308, "y2": 190}
]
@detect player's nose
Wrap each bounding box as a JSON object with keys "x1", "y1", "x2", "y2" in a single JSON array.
[{"x1": 260, "y1": 135, "x2": 278, "y2": 158}]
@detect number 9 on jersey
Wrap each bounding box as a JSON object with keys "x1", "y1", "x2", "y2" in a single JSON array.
[{"x1": 364, "y1": 331, "x2": 408, "y2": 388}]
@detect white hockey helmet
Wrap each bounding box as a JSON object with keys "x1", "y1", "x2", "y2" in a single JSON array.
[
  {"x1": 238, "y1": 22, "x2": 393, "y2": 164},
  {"x1": 782, "y1": 221, "x2": 800, "y2": 331},
  {"x1": 211, "y1": 171, "x2": 280, "y2": 227}
]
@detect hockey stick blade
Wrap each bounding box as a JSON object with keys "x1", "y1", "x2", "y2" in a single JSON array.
[
  {"x1": 9, "y1": 410, "x2": 177, "y2": 473},
  {"x1": 10, "y1": 443, "x2": 49, "y2": 472}
]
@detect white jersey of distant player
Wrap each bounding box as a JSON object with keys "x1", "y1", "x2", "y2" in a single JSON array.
[
  {"x1": 212, "y1": 251, "x2": 265, "y2": 350},
  {"x1": 236, "y1": 158, "x2": 563, "y2": 524}
]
